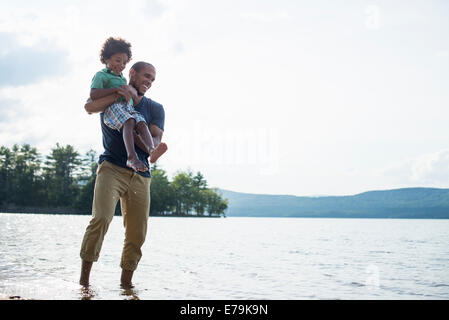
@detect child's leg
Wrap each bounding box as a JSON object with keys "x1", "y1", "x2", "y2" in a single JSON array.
[
  {"x1": 135, "y1": 121, "x2": 167, "y2": 163},
  {"x1": 149, "y1": 142, "x2": 168, "y2": 163},
  {"x1": 135, "y1": 121, "x2": 155, "y2": 154},
  {"x1": 123, "y1": 119, "x2": 148, "y2": 172}
]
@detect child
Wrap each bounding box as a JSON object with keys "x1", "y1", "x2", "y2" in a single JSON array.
[{"x1": 90, "y1": 37, "x2": 165, "y2": 171}]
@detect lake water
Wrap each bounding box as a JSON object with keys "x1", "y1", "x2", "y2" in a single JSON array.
[{"x1": 0, "y1": 213, "x2": 448, "y2": 300}]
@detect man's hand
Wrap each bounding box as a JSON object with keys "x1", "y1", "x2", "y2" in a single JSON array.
[
  {"x1": 118, "y1": 85, "x2": 138, "y2": 102},
  {"x1": 126, "y1": 85, "x2": 138, "y2": 100}
]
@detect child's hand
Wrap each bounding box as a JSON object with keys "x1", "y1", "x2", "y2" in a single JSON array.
[
  {"x1": 116, "y1": 86, "x2": 131, "y2": 102},
  {"x1": 121, "y1": 85, "x2": 138, "y2": 100},
  {"x1": 127, "y1": 86, "x2": 138, "y2": 100}
]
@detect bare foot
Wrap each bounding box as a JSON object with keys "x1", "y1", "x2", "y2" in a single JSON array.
[
  {"x1": 150, "y1": 142, "x2": 168, "y2": 163},
  {"x1": 126, "y1": 156, "x2": 148, "y2": 172}
]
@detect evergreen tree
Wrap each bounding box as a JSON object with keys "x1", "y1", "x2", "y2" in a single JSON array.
[
  {"x1": 171, "y1": 171, "x2": 196, "y2": 215},
  {"x1": 0, "y1": 144, "x2": 43, "y2": 206},
  {"x1": 43, "y1": 143, "x2": 81, "y2": 207},
  {"x1": 149, "y1": 167, "x2": 175, "y2": 215},
  {"x1": 11, "y1": 144, "x2": 43, "y2": 206},
  {"x1": 205, "y1": 188, "x2": 228, "y2": 217},
  {"x1": 0, "y1": 143, "x2": 229, "y2": 217},
  {"x1": 193, "y1": 171, "x2": 207, "y2": 190},
  {"x1": 75, "y1": 149, "x2": 98, "y2": 212},
  {"x1": 0, "y1": 146, "x2": 14, "y2": 205}
]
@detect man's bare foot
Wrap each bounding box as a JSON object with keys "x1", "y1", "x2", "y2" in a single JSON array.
[
  {"x1": 150, "y1": 143, "x2": 168, "y2": 163},
  {"x1": 126, "y1": 156, "x2": 148, "y2": 172}
]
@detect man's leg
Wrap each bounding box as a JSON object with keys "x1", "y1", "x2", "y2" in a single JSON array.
[
  {"x1": 119, "y1": 173, "x2": 151, "y2": 287},
  {"x1": 120, "y1": 269, "x2": 134, "y2": 288},
  {"x1": 79, "y1": 161, "x2": 128, "y2": 286},
  {"x1": 79, "y1": 260, "x2": 93, "y2": 287}
]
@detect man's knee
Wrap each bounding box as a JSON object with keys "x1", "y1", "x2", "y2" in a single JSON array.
[{"x1": 93, "y1": 213, "x2": 114, "y2": 227}]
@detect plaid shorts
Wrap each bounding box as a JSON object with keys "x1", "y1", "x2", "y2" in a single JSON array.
[{"x1": 103, "y1": 101, "x2": 146, "y2": 131}]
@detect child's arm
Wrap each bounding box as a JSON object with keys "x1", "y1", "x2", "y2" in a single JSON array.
[
  {"x1": 90, "y1": 87, "x2": 131, "y2": 102},
  {"x1": 85, "y1": 94, "x2": 119, "y2": 114},
  {"x1": 85, "y1": 87, "x2": 129, "y2": 114},
  {"x1": 90, "y1": 71, "x2": 131, "y2": 102}
]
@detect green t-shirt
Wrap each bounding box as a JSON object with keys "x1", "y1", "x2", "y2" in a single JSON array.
[{"x1": 91, "y1": 68, "x2": 132, "y2": 105}]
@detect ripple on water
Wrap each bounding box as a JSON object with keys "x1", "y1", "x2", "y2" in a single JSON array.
[
  {"x1": 1, "y1": 214, "x2": 449, "y2": 300},
  {"x1": 348, "y1": 281, "x2": 365, "y2": 288}
]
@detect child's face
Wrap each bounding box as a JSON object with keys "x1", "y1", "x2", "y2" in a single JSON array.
[{"x1": 105, "y1": 53, "x2": 129, "y2": 75}]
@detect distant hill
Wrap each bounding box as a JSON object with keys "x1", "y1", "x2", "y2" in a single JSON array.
[{"x1": 218, "y1": 188, "x2": 449, "y2": 218}]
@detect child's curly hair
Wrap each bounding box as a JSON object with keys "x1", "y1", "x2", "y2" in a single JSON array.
[{"x1": 99, "y1": 37, "x2": 132, "y2": 64}]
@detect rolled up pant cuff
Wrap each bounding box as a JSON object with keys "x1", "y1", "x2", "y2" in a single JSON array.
[
  {"x1": 120, "y1": 261, "x2": 138, "y2": 271},
  {"x1": 80, "y1": 251, "x2": 99, "y2": 263}
]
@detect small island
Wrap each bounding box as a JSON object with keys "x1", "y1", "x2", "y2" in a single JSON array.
[{"x1": 0, "y1": 143, "x2": 228, "y2": 218}]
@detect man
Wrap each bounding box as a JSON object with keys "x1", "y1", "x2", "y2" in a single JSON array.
[{"x1": 79, "y1": 61, "x2": 166, "y2": 288}]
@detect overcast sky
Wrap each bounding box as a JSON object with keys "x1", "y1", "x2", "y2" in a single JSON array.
[{"x1": 0, "y1": 0, "x2": 448, "y2": 196}]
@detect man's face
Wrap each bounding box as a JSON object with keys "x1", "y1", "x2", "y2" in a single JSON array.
[{"x1": 129, "y1": 65, "x2": 156, "y2": 96}]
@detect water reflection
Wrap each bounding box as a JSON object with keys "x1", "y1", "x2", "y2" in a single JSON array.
[
  {"x1": 2, "y1": 215, "x2": 449, "y2": 300},
  {"x1": 120, "y1": 285, "x2": 140, "y2": 300},
  {"x1": 78, "y1": 284, "x2": 140, "y2": 300}
]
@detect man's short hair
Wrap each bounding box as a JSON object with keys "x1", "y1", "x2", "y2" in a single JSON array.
[{"x1": 131, "y1": 61, "x2": 155, "y2": 73}]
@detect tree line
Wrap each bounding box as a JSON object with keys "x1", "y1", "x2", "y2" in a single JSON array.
[{"x1": 0, "y1": 143, "x2": 228, "y2": 217}]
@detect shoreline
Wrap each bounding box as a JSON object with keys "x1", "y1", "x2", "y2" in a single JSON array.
[
  {"x1": 0, "y1": 208, "x2": 224, "y2": 218},
  {"x1": 0, "y1": 294, "x2": 28, "y2": 300}
]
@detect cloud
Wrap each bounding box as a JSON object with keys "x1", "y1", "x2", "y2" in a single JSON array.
[
  {"x1": 0, "y1": 32, "x2": 69, "y2": 87},
  {"x1": 0, "y1": 92, "x2": 53, "y2": 148},
  {"x1": 172, "y1": 40, "x2": 184, "y2": 55},
  {"x1": 0, "y1": 0, "x2": 448, "y2": 196},
  {"x1": 239, "y1": 10, "x2": 290, "y2": 23},
  {"x1": 410, "y1": 150, "x2": 449, "y2": 184},
  {"x1": 379, "y1": 149, "x2": 449, "y2": 187},
  {"x1": 0, "y1": 97, "x2": 22, "y2": 123},
  {"x1": 435, "y1": 50, "x2": 448, "y2": 58},
  {"x1": 142, "y1": 0, "x2": 167, "y2": 18}
]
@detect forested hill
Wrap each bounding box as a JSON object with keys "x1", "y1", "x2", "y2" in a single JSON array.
[{"x1": 219, "y1": 188, "x2": 449, "y2": 219}]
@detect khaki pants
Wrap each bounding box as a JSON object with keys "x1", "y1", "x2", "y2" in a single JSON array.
[{"x1": 80, "y1": 160, "x2": 151, "y2": 271}]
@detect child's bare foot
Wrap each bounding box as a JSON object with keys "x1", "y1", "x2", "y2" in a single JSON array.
[
  {"x1": 126, "y1": 156, "x2": 148, "y2": 172},
  {"x1": 150, "y1": 143, "x2": 168, "y2": 163}
]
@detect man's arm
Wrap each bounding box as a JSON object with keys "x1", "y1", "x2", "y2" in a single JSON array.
[
  {"x1": 84, "y1": 93, "x2": 120, "y2": 114},
  {"x1": 84, "y1": 87, "x2": 132, "y2": 114},
  {"x1": 149, "y1": 124, "x2": 164, "y2": 146},
  {"x1": 148, "y1": 100, "x2": 165, "y2": 146}
]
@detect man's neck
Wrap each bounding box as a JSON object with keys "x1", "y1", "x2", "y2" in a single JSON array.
[{"x1": 133, "y1": 94, "x2": 144, "y2": 105}]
